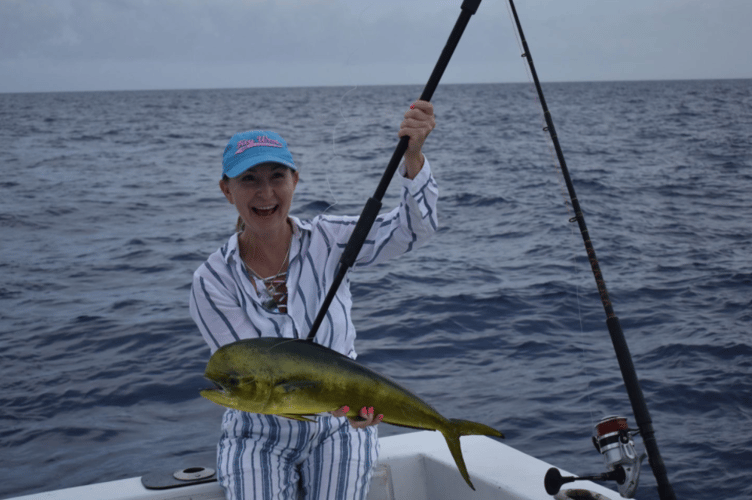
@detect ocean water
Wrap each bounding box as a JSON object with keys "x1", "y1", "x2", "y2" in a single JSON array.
[{"x1": 1, "y1": 80, "x2": 750, "y2": 500}]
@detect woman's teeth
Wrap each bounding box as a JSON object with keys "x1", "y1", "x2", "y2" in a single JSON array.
[{"x1": 253, "y1": 206, "x2": 278, "y2": 216}]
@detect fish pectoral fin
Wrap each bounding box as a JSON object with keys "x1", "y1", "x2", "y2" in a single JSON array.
[
  {"x1": 278, "y1": 414, "x2": 318, "y2": 422},
  {"x1": 275, "y1": 380, "x2": 321, "y2": 394}
]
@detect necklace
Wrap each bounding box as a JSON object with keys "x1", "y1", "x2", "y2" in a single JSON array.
[{"x1": 243, "y1": 236, "x2": 292, "y2": 313}]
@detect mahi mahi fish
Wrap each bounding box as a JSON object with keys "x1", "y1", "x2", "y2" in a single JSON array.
[{"x1": 200, "y1": 337, "x2": 504, "y2": 490}]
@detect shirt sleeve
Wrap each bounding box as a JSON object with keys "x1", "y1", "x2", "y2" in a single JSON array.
[
  {"x1": 189, "y1": 261, "x2": 258, "y2": 353},
  {"x1": 316, "y1": 156, "x2": 439, "y2": 268}
]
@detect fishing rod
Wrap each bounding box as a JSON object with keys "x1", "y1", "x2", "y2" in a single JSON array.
[
  {"x1": 505, "y1": 1, "x2": 676, "y2": 499},
  {"x1": 305, "y1": 0, "x2": 484, "y2": 342}
]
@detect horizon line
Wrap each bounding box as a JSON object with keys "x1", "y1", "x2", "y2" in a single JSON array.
[{"x1": 2, "y1": 76, "x2": 750, "y2": 96}]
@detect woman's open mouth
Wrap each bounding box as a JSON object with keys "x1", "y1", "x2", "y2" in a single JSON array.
[{"x1": 252, "y1": 205, "x2": 279, "y2": 217}]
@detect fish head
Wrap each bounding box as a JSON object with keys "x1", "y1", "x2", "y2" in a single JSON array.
[{"x1": 200, "y1": 342, "x2": 272, "y2": 413}]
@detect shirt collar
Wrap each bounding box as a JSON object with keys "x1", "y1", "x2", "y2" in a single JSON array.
[{"x1": 222, "y1": 216, "x2": 312, "y2": 264}]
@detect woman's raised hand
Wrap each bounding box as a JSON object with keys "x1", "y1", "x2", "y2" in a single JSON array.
[{"x1": 399, "y1": 100, "x2": 436, "y2": 179}]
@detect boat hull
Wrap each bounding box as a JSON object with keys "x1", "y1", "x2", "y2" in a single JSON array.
[{"x1": 8, "y1": 431, "x2": 623, "y2": 500}]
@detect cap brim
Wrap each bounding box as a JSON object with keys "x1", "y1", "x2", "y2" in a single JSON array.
[{"x1": 224, "y1": 156, "x2": 297, "y2": 178}]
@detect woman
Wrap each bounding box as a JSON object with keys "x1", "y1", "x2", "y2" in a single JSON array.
[{"x1": 189, "y1": 100, "x2": 437, "y2": 500}]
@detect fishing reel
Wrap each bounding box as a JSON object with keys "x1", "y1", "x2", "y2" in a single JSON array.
[{"x1": 544, "y1": 416, "x2": 646, "y2": 498}]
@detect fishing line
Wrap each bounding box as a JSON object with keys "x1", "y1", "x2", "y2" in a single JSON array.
[
  {"x1": 305, "y1": 0, "x2": 484, "y2": 343},
  {"x1": 504, "y1": 1, "x2": 676, "y2": 498},
  {"x1": 321, "y1": 2, "x2": 378, "y2": 217},
  {"x1": 321, "y1": 85, "x2": 361, "y2": 216},
  {"x1": 502, "y1": 0, "x2": 597, "y2": 427},
  {"x1": 317, "y1": 87, "x2": 359, "y2": 217}
]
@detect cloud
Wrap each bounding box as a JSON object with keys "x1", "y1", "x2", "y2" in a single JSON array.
[
  {"x1": 0, "y1": 0, "x2": 750, "y2": 92},
  {"x1": 0, "y1": 0, "x2": 495, "y2": 64}
]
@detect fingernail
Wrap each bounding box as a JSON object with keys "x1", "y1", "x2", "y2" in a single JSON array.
[
  {"x1": 410, "y1": 104, "x2": 415, "y2": 109},
  {"x1": 368, "y1": 407, "x2": 374, "y2": 414},
  {"x1": 361, "y1": 407, "x2": 367, "y2": 414},
  {"x1": 342, "y1": 406, "x2": 349, "y2": 413},
  {"x1": 377, "y1": 414, "x2": 383, "y2": 421}
]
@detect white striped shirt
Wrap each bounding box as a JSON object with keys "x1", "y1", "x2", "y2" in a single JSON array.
[{"x1": 190, "y1": 158, "x2": 438, "y2": 359}]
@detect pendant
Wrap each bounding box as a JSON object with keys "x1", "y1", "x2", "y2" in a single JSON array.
[{"x1": 262, "y1": 299, "x2": 278, "y2": 311}]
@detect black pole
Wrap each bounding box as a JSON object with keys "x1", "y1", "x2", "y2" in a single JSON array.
[
  {"x1": 506, "y1": 1, "x2": 676, "y2": 499},
  {"x1": 306, "y1": 0, "x2": 483, "y2": 342}
]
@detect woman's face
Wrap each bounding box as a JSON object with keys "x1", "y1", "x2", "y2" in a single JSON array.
[{"x1": 220, "y1": 162, "x2": 299, "y2": 236}]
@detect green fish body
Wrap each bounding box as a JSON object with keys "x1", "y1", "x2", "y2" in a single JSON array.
[{"x1": 201, "y1": 338, "x2": 503, "y2": 490}]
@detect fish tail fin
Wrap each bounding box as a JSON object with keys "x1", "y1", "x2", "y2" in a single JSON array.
[
  {"x1": 440, "y1": 419, "x2": 505, "y2": 491},
  {"x1": 450, "y1": 418, "x2": 504, "y2": 439}
]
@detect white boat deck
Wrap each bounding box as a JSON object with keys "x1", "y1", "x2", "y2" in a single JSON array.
[{"x1": 9, "y1": 431, "x2": 622, "y2": 500}]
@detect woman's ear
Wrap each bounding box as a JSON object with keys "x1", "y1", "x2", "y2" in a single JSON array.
[{"x1": 219, "y1": 178, "x2": 234, "y2": 204}]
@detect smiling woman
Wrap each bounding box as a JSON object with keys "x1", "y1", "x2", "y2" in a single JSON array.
[
  {"x1": 222, "y1": 163, "x2": 298, "y2": 225},
  {"x1": 188, "y1": 102, "x2": 438, "y2": 500},
  {"x1": 222, "y1": 162, "x2": 299, "y2": 313}
]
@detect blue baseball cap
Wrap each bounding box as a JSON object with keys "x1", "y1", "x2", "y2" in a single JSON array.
[{"x1": 222, "y1": 130, "x2": 296, "y2": 178}]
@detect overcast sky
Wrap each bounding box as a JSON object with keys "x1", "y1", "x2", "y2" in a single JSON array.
[{"x1": 1, "y1": 0, "x2": 750, "y2": 93}]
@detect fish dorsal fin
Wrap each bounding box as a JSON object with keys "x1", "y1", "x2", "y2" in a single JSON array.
[{"x1": 266, "y1": 338, "x2": 301, "y2": 352}]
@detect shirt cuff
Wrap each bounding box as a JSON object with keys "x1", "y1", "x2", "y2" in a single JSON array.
[{"x1": 399, "y1": 155, "x2": 433, "y2": 194}]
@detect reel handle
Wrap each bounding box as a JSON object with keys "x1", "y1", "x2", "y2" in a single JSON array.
[{"x1": 544, "y1": 466, "x2": 626, "y2": 495}]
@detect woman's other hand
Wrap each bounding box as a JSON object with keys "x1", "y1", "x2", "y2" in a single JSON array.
[{"x1": 331, "y1": 406, "x2": 383, "y2": 429}]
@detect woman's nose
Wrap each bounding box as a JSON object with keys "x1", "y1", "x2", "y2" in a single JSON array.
[{"x1": 256, "y1": 179, "x2": 272, "y2": 196}]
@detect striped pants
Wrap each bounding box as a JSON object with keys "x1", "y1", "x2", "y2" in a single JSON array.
[{"x1": 217, "y1": 410, "x2": 379, "y2": 500}]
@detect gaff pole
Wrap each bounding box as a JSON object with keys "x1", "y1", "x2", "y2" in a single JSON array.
[
  {"x1": 506, "y1": 1, "x2": 676, "y2": 499},
  {"x1": 306, "y1": 0, "x2": 484, "y2": 342}
]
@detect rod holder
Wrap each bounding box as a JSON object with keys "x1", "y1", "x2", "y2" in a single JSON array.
[{"x1": 544, "y1": 466, "x2": 626, "y2": 495}]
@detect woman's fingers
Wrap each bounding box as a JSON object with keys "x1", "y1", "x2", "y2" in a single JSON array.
[
  {"x1": 330, "y1": 405, "x2": 349, "y2": 418},
  {"x1": 398, "y1": 100, "x2": 436, "y2": 155},
  {"x1": 348, "y1": 406, "x2": 383, "y2": 429}
]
